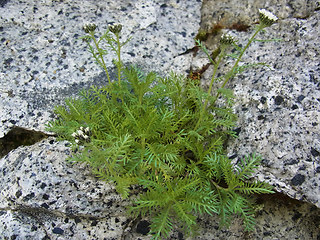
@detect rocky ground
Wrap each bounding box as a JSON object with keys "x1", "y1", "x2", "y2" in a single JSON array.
[{"x1": 1, "y1": 0, "x2": 319, "y2": 239}]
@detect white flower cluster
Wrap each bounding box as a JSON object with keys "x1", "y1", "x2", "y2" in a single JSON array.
[
  {"x1": 259, "y1": 9, "x2": 278, "y2": 27},
  {"x1": 72, "y1": 126, "x2": 91, "y2": 144}
]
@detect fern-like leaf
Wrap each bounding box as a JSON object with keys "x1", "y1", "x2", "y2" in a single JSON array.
[
  {"x1": 236, "y1": 154, "x2": 261, "y2": 180},
  {"x1": 150, "y1": 206, "x2": 173, "y2": 240}
]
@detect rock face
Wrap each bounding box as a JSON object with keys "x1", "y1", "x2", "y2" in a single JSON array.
[
  {"x1": 1, "y1": 139, "x2": 320, "y2": 240},
  {"x1": 0, "y1": 138, "x2": 129, "y2": 239},
  {"x1": 0, "y1": 0, "x2": 200, "y2": 137},
  {"x1": 196, "y1": 0, "x2": 320, "y2": 208},
  {"x1": 1, "y1": 0, "x2": 320, "y2": 239}
]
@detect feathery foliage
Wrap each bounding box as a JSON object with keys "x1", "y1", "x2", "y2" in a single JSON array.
[{"x1": 47, "y1": 12, "x2": 277, "y2": 238}]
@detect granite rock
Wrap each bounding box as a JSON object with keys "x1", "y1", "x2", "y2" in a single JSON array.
[
  {"x1": 0, "y1": 0, "x2": 201, "y2": 137},
  {"x1": 195, "y1": 1, "x2": 320, "y2": 207},
  {"x1": 1, "y1": 139, "x2": 319, "y2": 240},
  {"x1": 0, "y1": 138, "x2": 129, "y2": 239},
  {"x1": 1, "y1": 0, "x2": 320, "y2": 239}
]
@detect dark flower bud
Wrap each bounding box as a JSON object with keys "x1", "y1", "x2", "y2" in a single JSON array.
[
  {"x1": 83, "y1": 23, "x2": 97, "y2": 33},
  {"x1": 220, "y1": 33, "x2": 235, "y2": 46},
  {"x1": 108, "y1": 23, "x2": 122, "y2": 34}
]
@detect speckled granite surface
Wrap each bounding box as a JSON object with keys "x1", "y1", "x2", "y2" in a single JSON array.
[
  {"x1": 0, "y1": 0, "x2": 200, "y2": 137},
  {"x1": 195, "y1": 0, "x2": 320, "y2": 209},
  {"x1": 1, "y1": 138, "x2": 319, "y2": 240},
  {"x1": 1, "y1": 0, "x2": 320, "y2": 239}
]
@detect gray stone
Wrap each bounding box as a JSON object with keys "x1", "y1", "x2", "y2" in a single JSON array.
[
  {"x1": 0, "y1": 138, "x2": 129, "y2": 239},
  {"x1": 1, "y1": 0, "x2": 320, "y2": 239},
  {"x1": 0, "y1": 0, "x2": 200, "y2": 137},
  {"x1": 195, "y1": 1, "x2": 320, "y2": 207},
  {"x1": 1, "y1": 139, "x2": 319, "y2": 239}
]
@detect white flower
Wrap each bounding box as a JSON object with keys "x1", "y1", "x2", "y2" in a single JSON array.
[
  {"x1": 71, "y1": 132, "x2": 77, "y2": 138},
  {"x1": 258, "y1": 9, "x2": 278, "y2": 27},
  {"x1": 77, "y1": 129, "x2": 84, "y2": 136}
]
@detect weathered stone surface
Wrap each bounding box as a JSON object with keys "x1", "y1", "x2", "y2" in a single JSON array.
[
  {"x1": 1, "y1": 139, "x2": 319, "y2": 239},
  {"x1": 0, "y1": 138, "x2": 128, "y2": 239},
  {"x1": 195, "y1": 1, "x2": 320, "y2": 207},
  {"x1": 1, "y1": 0, "x2": 320, "y2": 239},
  {"x1": 0, "y1": 0, "x2": 201, "y2": 137}
]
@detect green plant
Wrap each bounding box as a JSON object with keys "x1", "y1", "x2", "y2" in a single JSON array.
[{"x1": 47, "y1": 9, "x2": 278, "y2": 239}]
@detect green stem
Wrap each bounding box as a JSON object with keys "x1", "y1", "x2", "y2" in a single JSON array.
[
  {"x1": 195, "y1": 48, "x2": 226, "y2": 129},
  {"x1": 212, "y1": 25, "x2": 264, "y2": 105},
  {"x1": 116, "y1": 34, "x2": 122, "y2": 85},
  {"x1": 91, "y1": 32, "x2": 111, "y2": 84}
]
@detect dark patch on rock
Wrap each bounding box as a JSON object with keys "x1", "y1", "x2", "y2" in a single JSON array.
[
  {"x1": 136, "y1": 220, "x2": 150, "y2": 235},
  {"x1": 292, "y1": 211, "x2": 302, "y2": 221},
  {"x1": 284, "y1": 159, "x2": 299, "y2": 165},
  {"x1": 91, "y1": 219, "x2": 98, "y2": 226},
  {"x1": 15, "y1": 190, "x2": 22, "y2": 198},
  {"x1": 74, "y1": 216, "x2": 81, "y2": 224},
  {"x1": 178, "y1": 231, "x2": 184, "y2": 240},
  {"x1": 291, "y1": 174, "x2": 305, "y2": 186},
  {"x1": 311, "y1": 147, "x2": 320, "y2": 157},
  {"x1": 260, "y1": 96, "x2": 267, "y2": 104},
  {"x1": 274, "y1": 95, "x2": 284, "y2": 105},
  {"x1": 0, "y1": 0, "x2": 10, "y2": 8},
  {"x1": 41, "y1": 203, "x2": 49, "y2": 209},
  {"x1": 23, "y1": 192, "x2": 35, "y2": 201},
  {"x1": 40, "y1": 182, "x2": 47, "y2": 189},
  {"x1": 52, "y1": 227, "x2": 64, "y2": 235},
  {"x1": 297, "y1": 95, "x2": 305, "y2": 103},
  {"x1": 42, "y1": 193, "x2": 49, "y2": 200}
]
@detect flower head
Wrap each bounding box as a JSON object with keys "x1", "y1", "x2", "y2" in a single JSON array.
[
  {"x1": 259, "y1": 9, "x2": 278, "y2": 27},
  {"x1": 72, "y1": 126, "x2": 92, "y2": 144},
  {"x1": 108, "y1": 23, "x2": 122, "y2": 34},
  {"x1": 83, "y1": 23, "x2": 97, "y2": 33},
  {"x1": 220, "y1": 33, "x2": 235, "y2": 46}
]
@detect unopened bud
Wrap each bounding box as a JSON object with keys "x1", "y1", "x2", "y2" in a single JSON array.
[
  {"x1": 108, "y1": 23, "x2": 122, "y2": 34},
  {"x1": 220, "y1": 33, "x2": 235, "y2": 46},
  {"x1": 83, "y1": 23, "x2": 97, "y2": 33}
]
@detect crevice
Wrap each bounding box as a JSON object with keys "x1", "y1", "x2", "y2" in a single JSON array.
[
  {"x1": 0, "y1": 126, "x2": 55, "y2": 158},
  {"x1": 0, "y1": 204, "x2": 106, "y2": 222}
]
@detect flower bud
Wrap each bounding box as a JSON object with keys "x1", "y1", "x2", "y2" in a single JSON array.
[
  {"x1": 108, "y1": 23, "x2": 122, "y2": 34},
  {"x1": 77, "y1": 129, "x2": 84, "y2": 136},
  {"x1": 220, "y1": 33, "x2": 235, "y2": 46},
  {"x1": 83, "y1": 23, "x2": 97, "y2": 33}
]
